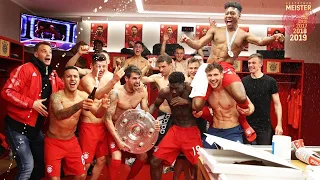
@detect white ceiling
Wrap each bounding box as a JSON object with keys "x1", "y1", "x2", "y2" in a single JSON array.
[{"x1": 11, "y1": 0, "x2": 320, "y2": 24}]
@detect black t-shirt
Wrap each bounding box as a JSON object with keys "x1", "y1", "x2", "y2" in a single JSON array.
[{"x1": 242, "y1": 75, "x2": 278, "y2": 129}]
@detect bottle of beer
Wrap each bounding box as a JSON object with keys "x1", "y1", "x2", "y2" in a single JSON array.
[
  {"x1": 88, "y1": 87, "x2": 97, "y2": 100},
  {"x1": 85, "y1": 87, "x2": 97, "y2": 111}
]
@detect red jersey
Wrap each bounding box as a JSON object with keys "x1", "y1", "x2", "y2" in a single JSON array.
[{"x1": 126, "y1": 36, "x2": 141, "y2": 48}]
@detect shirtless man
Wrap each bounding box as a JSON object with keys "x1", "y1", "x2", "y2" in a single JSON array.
[
  {"x1": 78, "y1": 53, "x2": 123, "y2": 99},
  {"x1": 197, "y1": 62, "x2": 254, "y2": 148},
  {"x1": 141, "y1": 55, "x2": 174, "y2": 144},
  {"x1": 149, "y1": 72, "x2": 202, "y2": 180},
  {"x1": 160, "y1": 37, "x2": 188, "y2": 76},
  {"x1": 182, "y1": 2, "x2": 284, "y2": 142},
  {"x1": 45, "y1": 66, "x2": 108, "y2": 180},
  {"x1": 106, "y1": 65, "x2": 160, "y2": 180},
  {"x1": 123, "y1": 41, "x2": 151, "y2": 76},
  {"x1": 175, "y1": 57, "x2": 213, "y2": 180},
  {"x1": 66, "y1": 43, "x2": 111, "y2": 77},
  {"x1": 77, "y1": 53, "x2": 122, "y2": 179}
]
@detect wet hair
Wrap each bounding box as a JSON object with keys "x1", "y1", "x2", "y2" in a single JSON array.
[
  {"x1": 188, "y1": 57, "x2": 202, "y2": 65},
  {"x1": 175, "y1": 45, "x2": 185, "y2": 52},
  {"x1": 248, "y1": 53, "x2": 263, "y2": 62},
  {"x1": 101, "y1": 50, "x2": 110, "y2": 59},
  {"x1": 205, "y1": 62, "x2": 223, "y2": 73},
  {"x1": 157, "y1": 54, "x2": 172, "y2": 64},
  {"x1": 34, "y1": 41, "x2": 51, "y2": 52},
  {"x1": 134, "y1": 41, "x2": 144, "y2": 47},
  {"x1": 92, "y1": 53, "x2": 106, "y2": 64},
  {"x1": 224, "y1": 2, "x2": 242, "y2": 13},
  {"x1": 64, "y1": 66, "x2": 78, "y2": 75},
  {"x1": 168, "y1": 72, "x2": 185, "y2": 84},
  {"x1": 124, "y1": 65, "x2": 142, "y2": 78}
]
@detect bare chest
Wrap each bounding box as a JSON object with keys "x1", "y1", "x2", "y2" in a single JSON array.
[
  {"x1": 128, "y1": 59, "x2": 146, "y2": 70},
  {"x1": 214, "y1": 30, "x2": 246, "y2": 49},
  {"x1": 155, "y1": 78, "x2": 169, "y2": 90},
  {"x1": 208, "y1": 91, "x2": 236, "y2": 111},
  {"x1": 117, "y1": 92, "x2": 143, "y2": 110}
]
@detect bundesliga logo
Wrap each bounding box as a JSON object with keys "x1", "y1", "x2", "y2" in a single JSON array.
[{"x1": 282, "y1": 2, "x2": 316, "y2": 41}]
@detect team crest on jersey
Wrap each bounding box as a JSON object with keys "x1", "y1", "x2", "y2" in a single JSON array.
[
  {"x1": 83, "y1": 152, "x2": 89, "y2": 159},
  {"x1": 110, "y1": 142, "x2": 116, "y2": 149},
  {"x1": 47, "y1": 165, "x2": 53, "y2": 173}
]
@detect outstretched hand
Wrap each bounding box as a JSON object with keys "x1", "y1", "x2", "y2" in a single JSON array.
[
  {"x1": 180, "y1": 34, "x2": 190, "y2": 43},
  {"x1": 101, "y1": 94, "x2": 111, "y2": 109},
  {"x1": 113, "y1": 68, "x2": 125, "y2": 82},
  {"x1": 273, "y1": 33, "x2": 285, "y2": 42},
  {"x1": 208, "y1": 17, "x2": 217, "y2": 28},
  {"x1": 32, "y1": 98, "x2": 48, "y2": 117},
  {"x1": 163, "y1": 33, "x2": 169, "y2": 41}
]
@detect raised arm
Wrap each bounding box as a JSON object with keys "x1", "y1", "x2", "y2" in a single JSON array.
[
  {"x1": 94, "y1": 68, "x2": 125, "y2": 99},
  {"x1": 50, "y1": 93, "x2": 93, "y2": 120},
  {"x1": 246, "y1": 32, "x2": 284, "y2": 46},
  {"x1": 160, "y1": 34, "x2": 169, "y2": 55},
  {"x1": 66, "y1": 45, "x2": 91, "y2": 76},
  {"x1": 141, "y1": 74, "x2": 158, "y2": 84},
  {"x1": 182, "y1": 28, "x2": 215, "y2": 50}
]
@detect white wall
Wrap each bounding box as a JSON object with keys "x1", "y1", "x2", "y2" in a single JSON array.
[
  {"x1": 78, "y1": 21, "x2": 286, "y2": 56},
  {"x1": 0, "y1": 0, "x2": 30, "y2": 41}
]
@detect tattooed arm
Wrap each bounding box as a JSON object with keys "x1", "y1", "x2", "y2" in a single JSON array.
[
  {"x1": 50, "y1": 92, "x2": 92, "y2": 120},
  {"x1": 104, "y1": 90, "x2": 130, "y2": 151}
]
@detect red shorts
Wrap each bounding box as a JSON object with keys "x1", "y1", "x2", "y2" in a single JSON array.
[
  {"x1": 106, "y1": 129, "x2": 119, "y2": 153},
  {"x1": 153, "y1": 125, "x2": 202, "y2": 165},
  {"x1": 44, "y1": 135, "x2": 85, "y2": 177},
  {"x1": 78, "y1": 122, "x2": 109, "y2": 164},
  {"x1": 219, "y1": 61, "x2": 241, "y2": 87}
]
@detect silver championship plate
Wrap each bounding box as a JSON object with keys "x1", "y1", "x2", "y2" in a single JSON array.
[{"x1": 115, "y1": 109, "x2": 159, "y2": 154}]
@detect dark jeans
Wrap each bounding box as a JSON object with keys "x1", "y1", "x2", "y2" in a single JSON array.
[
  {"x1": 244, "y1": 127, "x2": 273, "y2": 145},
  {"x1": 5, "y1": 123, "x2": 45, "y2": 180}
]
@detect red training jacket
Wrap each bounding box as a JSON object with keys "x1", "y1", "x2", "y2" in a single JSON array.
[{"x1": 1, "y1": 62, "x2": 64, "y2": 127}]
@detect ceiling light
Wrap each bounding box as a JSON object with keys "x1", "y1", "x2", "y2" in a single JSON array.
[
  {"x1": 135, "y1": 0, "x2": 144, "y2": 13},
  {"x1": 311, "y1": 6, "x2": 320, "y2": 14},
  {"x1": 134, "y1": 0, "x2": 320, "y2": 19}
]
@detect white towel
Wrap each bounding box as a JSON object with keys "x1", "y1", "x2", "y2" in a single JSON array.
[{"x1": 189, "y1": 63, "x2": 209, "y2": 98}]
